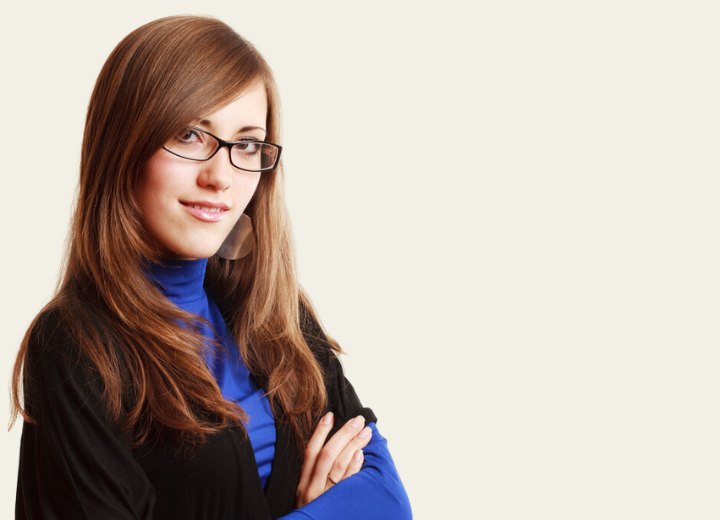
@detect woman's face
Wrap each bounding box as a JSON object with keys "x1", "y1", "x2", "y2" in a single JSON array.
[{"x1": 137, "y1": 81, "x2": 268, "y2": 260}]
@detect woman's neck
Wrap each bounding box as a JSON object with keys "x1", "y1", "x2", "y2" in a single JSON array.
[{"x1": 145, "y1": 257, "x2": 209, "y2": 304}]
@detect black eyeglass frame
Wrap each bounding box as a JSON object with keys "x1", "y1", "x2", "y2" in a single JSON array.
[{"x1": 162, "y1": 127, "x2": 283, "y2": 172}]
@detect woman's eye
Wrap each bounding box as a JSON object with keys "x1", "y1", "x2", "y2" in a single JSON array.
[
  {"x1": 235, "y1": 140, "x2": 260, "y2": 154},
  {"x1": 178, "y1": 128, "x2": 202, "y2": 143}
]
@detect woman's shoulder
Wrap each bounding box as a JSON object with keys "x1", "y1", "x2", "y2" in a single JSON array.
[
  {"x1": 297, "y1": 296, "x2": 377, "y2": 424},
  {"x1": 23, "y1": 304, "x2": 105, "y2": 400},
  {"x1": 24, "y1": 305, "x2": 75, "y2": 362},
  {"x1": 298, "y1": 297, "x2": 339, "y2": 368},
  {"x1": 27, "y1": 302, "x2": 66, "y2": 339}
]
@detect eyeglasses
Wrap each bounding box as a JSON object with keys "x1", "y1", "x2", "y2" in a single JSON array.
[{"x1": 162, "y1": 127, "x2": 282, "y2": 172}]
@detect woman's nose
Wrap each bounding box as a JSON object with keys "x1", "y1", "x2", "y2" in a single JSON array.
[{"x1": 197, "y1": 147, "x2": 234, "y2": 191}]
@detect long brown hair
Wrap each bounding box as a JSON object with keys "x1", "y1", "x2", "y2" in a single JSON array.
[{"x1": 11, "y1": 15, "x2": 332, "y2": 447}]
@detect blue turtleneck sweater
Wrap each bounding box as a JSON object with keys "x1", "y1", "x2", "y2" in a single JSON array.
[
  {"x1": 147, "y1": 258, "x2": 412, "y2": 519},
  {"x1": 147, "y1": 258, "x2": 277, "y2": 487}
]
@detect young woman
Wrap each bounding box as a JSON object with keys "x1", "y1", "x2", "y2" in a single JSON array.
[{"x1": 12, "y1": 15, "x2": 411, "y2": 519}]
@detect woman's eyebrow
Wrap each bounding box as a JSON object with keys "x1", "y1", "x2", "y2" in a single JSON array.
[
  {"x1": 236, "y1": 125, "x2": 266, "y2": 133},
  {"x1": 197, "y1": 119, "x2": 266, "y2": 134}
]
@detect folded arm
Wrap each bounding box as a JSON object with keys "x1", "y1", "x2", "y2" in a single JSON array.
[{"x1": 280, "y1": 421, "x2": 411, "y2": 519}]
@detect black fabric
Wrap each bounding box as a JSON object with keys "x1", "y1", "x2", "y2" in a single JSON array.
[{"x1": 16, "y1": 304, "x2": 376, "y2": 519}]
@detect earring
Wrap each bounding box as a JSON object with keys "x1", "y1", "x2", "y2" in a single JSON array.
[{"x1": 217, "y1": 213, "x2": 255, "y2": 260}]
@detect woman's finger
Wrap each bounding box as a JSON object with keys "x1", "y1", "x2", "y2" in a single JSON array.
[
  {"x1": 305, "y1": 415, "x2": 367, "y2": 499},
  {"x1": 326, "y1": 425, "x2": 372, "y2": 484},
  {"x1": 343, "y1": 449, "x2": 364, "y2": 479},
  {"x1": 297, "y1": 411, "x2": 334, "y2": 497}
]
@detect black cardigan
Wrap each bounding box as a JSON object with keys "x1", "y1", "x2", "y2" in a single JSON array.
[{"x1": 16, "y1": 306, "x2": 376, "y2": 519}]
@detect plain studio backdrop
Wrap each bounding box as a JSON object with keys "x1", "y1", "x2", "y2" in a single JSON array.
[{"x1": 1, "y1": 1, "x2": 719, "y2": 518}]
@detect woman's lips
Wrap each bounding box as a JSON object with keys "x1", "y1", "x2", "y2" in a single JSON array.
[{"x1": 180, "y1": 201, "x2": 230, "y2": 222}]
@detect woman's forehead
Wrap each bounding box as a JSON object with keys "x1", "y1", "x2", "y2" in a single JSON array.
[{"x1": 193, "y1": 81, "x2": 268, "y2": 132}]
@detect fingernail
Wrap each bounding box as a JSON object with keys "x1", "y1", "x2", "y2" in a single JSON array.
[
  {"x1": 354, "y1": 450, "x2": 363, "y2": 462},
  {"x1": 321, "y1": 412, "x2": 333, "y2": 425},
  {"x1": 349, "y1": 416, "x2": 364, "y2": 429},
  {"x1": 359, "y1": 426, "x2": 372, "y2": 439}
]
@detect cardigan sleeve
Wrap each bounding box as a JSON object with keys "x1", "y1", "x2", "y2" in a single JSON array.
[
  {"x1": 280, "y1": 304, "x2": 413, "y2": 519},
  {"x1": 16, "y1": 309, "x2": 155, "y2": 520}
]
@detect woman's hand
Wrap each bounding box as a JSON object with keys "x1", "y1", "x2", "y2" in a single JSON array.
[{"x1": 295, "y1": 412, "x2": 373, "y2": 507}]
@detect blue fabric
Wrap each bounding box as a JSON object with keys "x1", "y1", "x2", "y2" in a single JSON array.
[{"x1": 146, "y1": 258, "x2": 276, "y2": 489}]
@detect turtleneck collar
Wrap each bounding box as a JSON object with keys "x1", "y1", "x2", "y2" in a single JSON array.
[{"x1": 146, "y1": 257, "x2": 209, "y2": 304}]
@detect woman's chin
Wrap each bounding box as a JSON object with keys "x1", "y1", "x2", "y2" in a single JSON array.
[{"x1": 161, "y1": 241, "x2": 225, "y2": 261}]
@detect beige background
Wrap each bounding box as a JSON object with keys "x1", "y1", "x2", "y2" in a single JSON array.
[{"x1": 2, "y1": 1, "x2": 719, "y2": 518}]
